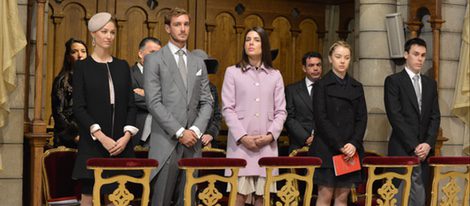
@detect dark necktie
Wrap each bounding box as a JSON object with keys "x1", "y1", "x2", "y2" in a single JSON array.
[{"x1": 309, "y1": 83, "x2": 314, "y2": 99}]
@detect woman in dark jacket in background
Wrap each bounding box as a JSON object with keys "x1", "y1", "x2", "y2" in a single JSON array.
[
  {"x1": 309, "y1": 40, "x2": 367, "y2": 206},
  {"x1": 51, "y1": 38, "x2": 87, "y2": 148}
]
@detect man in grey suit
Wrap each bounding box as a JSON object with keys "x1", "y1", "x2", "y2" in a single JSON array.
[
  {"x1": 143, "y1": 7, "x2": 213, "y2": 206},
  {"x1": 130, "y1": 37, "x2": 161, "y2": 147}
]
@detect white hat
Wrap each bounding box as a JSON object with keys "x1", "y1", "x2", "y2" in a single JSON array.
[{"x1": 88, "y1": 12, "x2": 112, "y2": 32}]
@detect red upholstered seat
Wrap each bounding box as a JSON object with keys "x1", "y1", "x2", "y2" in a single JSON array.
[
  {"x1": 258, "y1": 156, "x2": 322, "y2": 166},
  {"x1": 428, "y1": 156, "x2": 470, "y2": 165},
  {"x1": 42, "y1": 146, "x2": 80, "y2": 206},
  {"x1": 363, "y1": 156, "x2": 419, "y2": 165},
  {"x1": 87, "y1": 158, "x2": 157, "y2": 168},
  {"x1": 178, "y1": 157, "x2": 246, "y2": 168}
]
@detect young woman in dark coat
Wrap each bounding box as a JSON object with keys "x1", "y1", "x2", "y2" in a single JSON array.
[
  {"x1": 308, "y1": 41, "x2": 367, "y2": 206},
  {"x1": 72, "y1": 12, "x2": 138, "y2": 205}
]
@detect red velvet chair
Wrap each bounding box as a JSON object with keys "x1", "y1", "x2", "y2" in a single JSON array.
[
  {"x1": 258, "y1": 156, "x2": 322, "y2": 206},
  {"x1": 178, "y1": 157, "x2": 246, "y2": 206},
  {"x1": 86, "y1": 158, "x2": 158, "y2": 206},
  {"x1": 362, "y1": 156, "x2": 420, "y2": 206},
  {"x1": 429, "y1": 156, "x2": 470, "y2": 206},
  {"x1": 42, "y1": 146, "x2": 80, "y2": 205}
]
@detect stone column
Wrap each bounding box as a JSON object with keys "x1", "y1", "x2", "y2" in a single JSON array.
[
  {"x1": 358, "y1": 0, "x2": 397, "y2": 154},
  {"x1": 437, "y1": 1, "x2": 468, "y2": 156}
]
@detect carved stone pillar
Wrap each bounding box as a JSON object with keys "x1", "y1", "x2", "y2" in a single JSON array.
[
  {"x1": 235, "y1": 25, "x2": 245, "y2": 59},
  {"x1": 405, "y1": 21, "x2": 423, "y2": 38},
  {"x1": 290, "y1": 29, "x2": 301, "y2": 80},
  {"x1": 317, "y1": 31, "x2": 327, "y2": 54},
  {"x1": 337, "y1": 30, "x2": 350, "y2": 40},
  {"x1": 148, "y1": 21, "x2": 157, "y2": 38},
  {"x1": 25, "y1": 1, "x2": 51, "y2": 206},
  {"x1": 206, "y1": 23, "x2": 216, "y2": 54},
  {"x1": 429, "y1": 19, "x2": 445, "y2": 82},
  {"x1": 116, "y1": 19, "x2": 126, "y2": 57}
]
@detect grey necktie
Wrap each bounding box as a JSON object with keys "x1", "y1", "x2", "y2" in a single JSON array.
[
  {"x1": 176, "y1": 49, "x2": 187, "y2": 88},
  {"x1": 412, "y1": 74, "x2": 421, "y2": 112}
]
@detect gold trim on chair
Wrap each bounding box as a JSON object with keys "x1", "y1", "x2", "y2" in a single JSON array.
[
  {"x1": 288, "y1": 146, "x2": 309, "y2": 157},
  {"x1": 178, "y1": 158, "x2": 246, "y2": 206},
  {"x1": 362, "y1": 157, "x2": 419, "y2": 206},
  {"x1": 87, "y1": 158, "x2": 158, "y2": 206},
  {"x1": 429, "y1": 157, "x2": 470, "y2": 206},
  {"x1": 259, "y1": 157, "x2": 322, "y2": 206},
  {"x1": 41, "y1": 146, "x2": 79, "y2": 206}
]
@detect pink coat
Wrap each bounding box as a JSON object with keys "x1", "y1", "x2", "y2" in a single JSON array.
[{"x1": 222, "y1": 65, "x2": 287, "y2": 177}]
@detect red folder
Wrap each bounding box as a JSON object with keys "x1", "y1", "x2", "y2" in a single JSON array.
[{"x1": 332, "y1": 153, "x2": 361, "y2": 176}]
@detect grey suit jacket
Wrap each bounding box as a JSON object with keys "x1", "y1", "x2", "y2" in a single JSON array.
[{"x1": 143, "y1": 45, "x2": 213, "y2": 179}]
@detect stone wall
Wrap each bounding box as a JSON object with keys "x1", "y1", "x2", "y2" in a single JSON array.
[{"x1": 0, "y1": 0, "x2": 28, "y2": 205}]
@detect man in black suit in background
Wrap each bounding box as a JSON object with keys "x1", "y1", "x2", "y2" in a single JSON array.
[
  {"x1": 384, "y1": 38, "x2": 440, "y2": 206},
  {"x1": 285, "y1": 52, "x2": 323, "y2": 152},
  {"x1": 130, "y1": 37, "x2": 162, "y2": 146}
]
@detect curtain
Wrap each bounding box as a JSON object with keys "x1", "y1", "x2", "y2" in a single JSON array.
[
  {"x1": 0, "y1": 0, "x2": 27, "y2": 128},
  {"x1": 451, "y1": 3, "x2": 469, "y2": 155},
  {"x1": 0, "y1": 0, "x2": 27, "y2": 169}
]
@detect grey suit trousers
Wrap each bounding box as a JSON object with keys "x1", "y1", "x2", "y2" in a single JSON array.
[{"x1": 151, "y1": 143, "x2": 201, "y2": 206}]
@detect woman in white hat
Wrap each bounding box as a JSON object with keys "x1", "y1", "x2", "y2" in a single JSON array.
[{"x1": 72, "y1": 12, "x2": 138, "y2": 205}]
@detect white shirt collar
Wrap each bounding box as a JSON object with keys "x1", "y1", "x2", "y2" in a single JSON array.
[
  {"x1": 168, "y1": 41, "x2": 187, "y2": 55},
  {"x1": 137, "y1": 62, "x2": 143, "y2": 74},
  {"x1": 305, "y1": 77, "x2": 314, "y2": 88},
  {"x1": 404, "y1": 66, "x2": 420, "y2": 79}
]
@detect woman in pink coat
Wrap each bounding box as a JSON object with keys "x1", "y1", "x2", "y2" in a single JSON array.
[{"x1": 222, "y1": 26, "x2": 287, "y2": 206}]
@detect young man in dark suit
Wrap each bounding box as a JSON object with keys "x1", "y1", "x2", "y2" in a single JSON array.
[
  {"x1": 285, "y1": 52, "x2": 323, "y2": 152},
  {"x1": 130, "y1": 37, "x2": 161, "y2": 146},
  {"x1": 384, "y1": 37, "x2": 440, "y2": 206}
]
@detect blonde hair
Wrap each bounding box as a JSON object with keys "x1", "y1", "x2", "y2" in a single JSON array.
[
  {"x1": 164, "y1": 7, "x2": 190, "y2": 25},
  {"x1": 328, "y1": 40, "x2": 352, "y2": 56}
]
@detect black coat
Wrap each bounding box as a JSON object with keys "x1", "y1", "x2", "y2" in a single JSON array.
[
  {"x1": 51, "y1": 73, "x2": 79, "y2": 148},
  {"x1": 72, "y1": 56, "x2": 137, "y2": 179},
  {"x1": 284, "y1": 79, "x2": 316, "y2": 152},
  {"x1": 384, "y1": 70, "x2": 440, "y2": 157},
  {"x1": 308, "y1": 71, "x2": 367, "y2": 168},
  {"x1": 204, "y1": 82, "x2": 222, "y2": 148}
]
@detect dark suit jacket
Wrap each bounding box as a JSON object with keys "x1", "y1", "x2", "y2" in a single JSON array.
[
  {"x1": 308, "y1": 71, "x2": 367, "y2": 168},
  {"x1": 284, "y1": 79, "x2": 315, "y2": 152},
  {"x1": 130, "y1": 63, "x2": 148, "y2": 144},
  {"x1": 204, "y1": 82, "x2": 222, "y2": 148},
  {"x1": 384, "y1": 69, "x2": 440, "y2": 157}
]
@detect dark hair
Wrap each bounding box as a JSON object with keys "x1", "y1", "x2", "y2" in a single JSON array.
[
  {"x1": 139, "y1": 37, "x2": 162, "y2": 50},
  {"x1": 237, "y1": 27, "x2": 273, "y2": 69},
  {"x1": 164, "y1": 7, "x2": 189, "y2": 25},
  {"x1": 404, "y1": 37, "x2": 427, "y2": 53},
  {"x1": 302, "y1": 51, "x2": 322, "y2": 66},
  {"x1": 57, "y1": 38, "x2": 88, "y2": 89}
]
